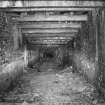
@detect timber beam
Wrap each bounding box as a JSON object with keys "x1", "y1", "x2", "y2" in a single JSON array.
[
  {"x1": 24, "y1": 33, "x2": 76, "y2": 37},
  {"x1": 0, "y1": 7, "x2": 94, "y2": 12},
  {"x1": 28, "y1": 41, "x2": 69, "y2": 45},
  {"x1": 29, "y1": 44, "x2": 67, "y2": 46},
  {"x1": 0, "y1": 1, "x2": 103, "y2": 8},
  {"x1": 21, "y1": 23, "x2": 81, "y2": 29},
  {"x1": 26, "y1": 37, "x2": 72, "y2": 40},
  {"x1": 13, "y1": 15, "x2": 88, "y2": 22},
  {"x1": 28, "y1": 39, "x2": 71, "y2": 42},
  {"x1": 22, "y1": 29, "x2": 78, "y2": 34}
]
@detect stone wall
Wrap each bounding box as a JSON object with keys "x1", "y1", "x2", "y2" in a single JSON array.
[
  {"x1": 73, "y1": 10, "x2": 97, "y2": 83},
  {"x1": 0, "y1": 12, "x2": 23, "y2": 67},
  {"x1": 0, "y1": 59, "x2": 24, "y2": 93},
  {"x1": 73, "y1": 52, "x2": 96, "y2": 82},
  {"x1": 73, "y1": 9, "x2": 105, "y2": 97}
]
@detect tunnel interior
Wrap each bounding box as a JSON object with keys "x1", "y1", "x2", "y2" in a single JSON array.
[
  {"x1": 0, "y1": 1, "x2": 105, "y2": 105},
  {"x1": 43, "y1": 49, "x2": 55, "y2": 60},
  {"x1": 44, "y1": 51, "x2": 54, "y2": 59}
]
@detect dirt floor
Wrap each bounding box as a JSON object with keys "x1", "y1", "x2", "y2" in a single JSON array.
[{"x1": 0, "y1": 62, "x2": 104, "y2": 105}]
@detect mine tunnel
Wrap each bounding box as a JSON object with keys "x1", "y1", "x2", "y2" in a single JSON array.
[{"x1": 0, "y1": 1, "x2": 105, "y2": 105}]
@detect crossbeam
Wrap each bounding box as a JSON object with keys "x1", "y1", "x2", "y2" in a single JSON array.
[
  {"x1": 1, "y1": 7, "x2": 93, "y2": 12},
  {"x1": 0, "y1": 1, "x2": 103, "y2": 7},
  {"x1": 29, "y1": 43, "x2": 67, "y2": 46},
  {"x1": 21, "y1": 23, "x2": 81, "y2": 29},
  {"x1": 22, "y1": 29, "x2": 78, "y2": 34},
  {"x1": 26, "y1": 37, "x2": 72, "y2": 40},
  {"x1": 28, "y1": 39, "x2": 71, "y2": 42},
  {"x1": 28, "y1": 40, "x2": 69, "y2": 44},
  {"x1": 24, "y1": 33, "x2": 76, "y2": 37},
  {"x1": 14, "y1": 15, "x2": 88, "y2": 22}
]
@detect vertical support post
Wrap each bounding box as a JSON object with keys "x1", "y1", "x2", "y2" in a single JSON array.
[
  {"x1": 12, "y1": 23, "x2": 19, "y2": 50},
  {"x1": 91, "y1": 9, "x2": 105, "y2": 95},
  {"x1": 24, "y1": 45, "x2": 28, "y2": 67},
  {"x1": 91, "y1": 9, "x2": 99, "y2": 85},
  {"x1": 18, "y1": 26, "x2": 23, "y2": 48},
  {"x1": 96, "y1": 9, "x2": 105, "y2": 97},
  {"x1": 94, "y1": 9, "x2": 99, "y2": 63}
]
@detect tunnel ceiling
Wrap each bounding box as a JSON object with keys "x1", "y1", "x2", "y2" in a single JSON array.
[{"x1": 0, "y1": 0, "x2": 104, "y2": 47}]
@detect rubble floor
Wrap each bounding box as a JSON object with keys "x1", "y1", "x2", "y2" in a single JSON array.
[{"x1": 0, "y1": 62, "x2": 105, "y2": 105}]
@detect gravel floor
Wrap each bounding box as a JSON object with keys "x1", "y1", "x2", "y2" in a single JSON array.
[{"x1": 0, "y1": 63, "x2": 104, "y2": 105}]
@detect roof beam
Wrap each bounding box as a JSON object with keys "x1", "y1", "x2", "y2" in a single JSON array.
[
  {"x1": 26, "y1": 37, "x2": 72, "y2": 40},
  {"x1": 21, "y1": 23, "x2": 81, "y2": 29},
  {"x1": 28, "y1": 39, "x2": 71, "y2": 43},
  {"x1": 29, "y1": 39, "x2": 71, "y2": 42},
  {"x1": 29, "y1": 43, "x2": 67, "y2": 46},
  {"x1": 19, "y1": 21, "x2": 82, "y2": 25},
  {"x1": 0, "y1": 1, "x2": 103, "y2": 7},
  {"x1": 22, "y1": 29, "x2": 78, "y2": 34},
  {"x1": 24, "y1": 33, "x2": 76, "y2": 37},
  {"x1": 1, "y1": 7, "x2": 93, "y2": 12},
  {"x1": 22, "y1": 1, "x2": 104, "y2": 7},
  {"x1": 28, "y1": 40, "x2": 69, "y2": 45},
  {"x1": 14, "y1": 15, "x2": 88, "y2": 22}
]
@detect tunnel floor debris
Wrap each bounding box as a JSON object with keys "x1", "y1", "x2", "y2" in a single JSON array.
[{"x1": 0, "y1": 63, "x2": 105, "y2": 105}]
